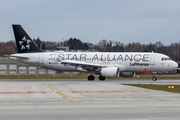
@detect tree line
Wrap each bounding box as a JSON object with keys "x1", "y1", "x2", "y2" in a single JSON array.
[{"x1": 0, "y1": 38, "x2": 180, "y2": 61}]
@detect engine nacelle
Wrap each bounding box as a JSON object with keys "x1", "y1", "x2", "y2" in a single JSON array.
[
  {"x1": 119, "y1": 72, "x2": 135, "y2": 78},
  {"x1": 100, "y1": 67, "x2": 119, "y2": 78}
]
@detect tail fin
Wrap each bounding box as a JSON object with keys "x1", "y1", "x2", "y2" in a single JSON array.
[{"x1": 12, "y1": 25, "x2": 43, "y2": 53}]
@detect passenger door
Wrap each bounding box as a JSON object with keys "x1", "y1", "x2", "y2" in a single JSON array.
[{"x1": 150, "y1": 54, "x2": 155, "y2": 65}]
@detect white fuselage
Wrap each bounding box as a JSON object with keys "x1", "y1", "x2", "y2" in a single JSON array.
[{"x1": 9, "y1": 52, "x2": 178, "y2": 73}]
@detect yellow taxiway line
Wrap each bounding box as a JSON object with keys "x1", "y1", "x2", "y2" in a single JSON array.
[{"x1": 48, "y1": 84, "x2": 89, "y2": 102}]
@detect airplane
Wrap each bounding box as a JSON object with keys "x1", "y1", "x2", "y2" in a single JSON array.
[{"x1": 9, "y1": 25, "x2": 178, "y2": 81}]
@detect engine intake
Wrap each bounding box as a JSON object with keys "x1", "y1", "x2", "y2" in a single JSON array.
[{"x1": 100, "y1": 67, "x2": 119, "y2": 78}]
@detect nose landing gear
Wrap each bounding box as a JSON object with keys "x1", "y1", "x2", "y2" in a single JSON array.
[
  {"x1": 152, "y1": 73, "x2": 157, "y2": 81},
  {"x1": 152, "y1": 76, "x2": 157, "y2": 81}
]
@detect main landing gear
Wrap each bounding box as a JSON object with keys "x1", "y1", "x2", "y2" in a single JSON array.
[
  {"x1": 87, "y1": 75, "x2": 106, "y2": 81},
  {"x1": 99, "y1": 75, "x2": 106, "y2": 81},
  {"x1": 88, "y1": 75, "x2": 95, "y2": 81}
]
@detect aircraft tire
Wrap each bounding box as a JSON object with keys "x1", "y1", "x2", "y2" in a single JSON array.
[
  {"x1": 99, "y1": 76, "x2": 106, "y2": 81},
  {"x1": 152, "y1": 77, "x2": 157, "y2": 81},
  {"x1": 88, "y1": 75, "x2": 95, "y2": 81}
]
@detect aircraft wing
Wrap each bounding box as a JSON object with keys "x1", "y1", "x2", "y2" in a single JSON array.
[{"x1": 61, "y1": 60, "x2": 102, "y2": 68}]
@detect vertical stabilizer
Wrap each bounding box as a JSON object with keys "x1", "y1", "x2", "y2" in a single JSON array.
[{"x1": 12, "y1": 25, "x2": 43, "y2": 53}]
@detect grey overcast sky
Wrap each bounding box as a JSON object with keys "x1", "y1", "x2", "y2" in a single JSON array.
[{"x1": 0, "y1": 0, "x2": 180, "y2": 45}]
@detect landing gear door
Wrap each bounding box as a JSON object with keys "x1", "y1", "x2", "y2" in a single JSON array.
[
  {"x1": 39, "y1": 54, "x2": 44, "y2": 64},
  {"x1": 150, "y1": 54, "x2": 155, "y2": 65}
]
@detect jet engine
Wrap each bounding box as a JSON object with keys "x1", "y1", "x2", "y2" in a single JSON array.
[
  {"x1": 100, "y1": 67, "x2": 119, "y2": 78},
  {"x1": 119, "y1": 72, "x2": 135, "y2": 78}
]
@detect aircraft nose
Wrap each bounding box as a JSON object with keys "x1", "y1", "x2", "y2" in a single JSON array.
[{"x1": 172, "y1": 61, "x2": 178, "y2": 69}]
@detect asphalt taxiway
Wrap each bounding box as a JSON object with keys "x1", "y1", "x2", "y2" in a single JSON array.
[{"x1": 0, "y1": 79, "x2": 180, "y2": 120}]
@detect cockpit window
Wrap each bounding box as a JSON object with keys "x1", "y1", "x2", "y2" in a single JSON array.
[{"x1": 161, "y1": 58, "x2": 171, "y2": 61}]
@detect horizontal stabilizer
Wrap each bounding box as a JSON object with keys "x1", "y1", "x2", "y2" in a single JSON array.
[{"x1": 9, "y1": 54, "x2": 29, "y2": 59}]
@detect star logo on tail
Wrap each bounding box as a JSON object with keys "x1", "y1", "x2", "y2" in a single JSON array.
[{"x1": 19, "y1": 36, "x2": 31, "y2": 50}]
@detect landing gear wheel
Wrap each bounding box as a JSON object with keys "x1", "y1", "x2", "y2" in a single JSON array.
[
  {"x1": 88, "y1": 75, "x2": 95, "y2": 81},
  {"x1": 152, "y1": 77, "x2": 157, "y2": 81},
  {"x1": 99, "y1": 75, "x2": 106, "y2": 81},
  {"x1": 152, "y1": 72, "x2": 157, "y2": 81}
]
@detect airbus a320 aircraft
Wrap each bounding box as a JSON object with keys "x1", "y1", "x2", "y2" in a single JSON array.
[{"x1": 9, "y1": 25, "x2": 178, "y2": 81}]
